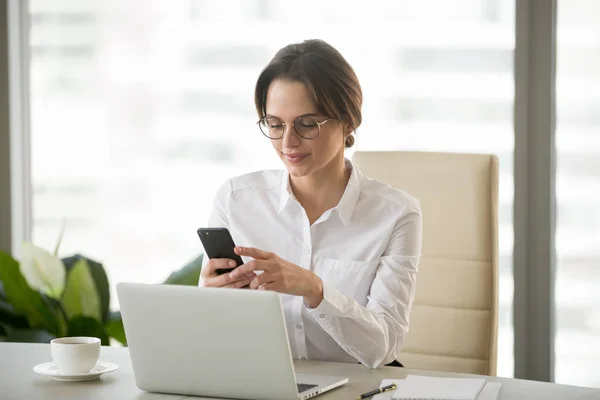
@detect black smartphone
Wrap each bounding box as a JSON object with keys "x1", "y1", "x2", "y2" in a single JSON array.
[{"x1": 196, "y1": 227, "x2": 244, "y2": 275}]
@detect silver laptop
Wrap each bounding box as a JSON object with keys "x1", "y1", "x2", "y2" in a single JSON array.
[{"x1": 117, "y1": 283, "x2": 348, "y2": 400}]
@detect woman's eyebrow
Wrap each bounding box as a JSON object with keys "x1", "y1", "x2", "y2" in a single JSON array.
[{"x1": 265, "y1": 113, "x2": 320, "y2": 119}]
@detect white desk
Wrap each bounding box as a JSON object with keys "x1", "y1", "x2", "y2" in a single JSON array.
[{"x1": 2, "y1": 343, "x2": 599, "y2": 400}]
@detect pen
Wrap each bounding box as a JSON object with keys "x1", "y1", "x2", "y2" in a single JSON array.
[{"x1": 356, "y1": 383, "x2": 397, "y2": 399}]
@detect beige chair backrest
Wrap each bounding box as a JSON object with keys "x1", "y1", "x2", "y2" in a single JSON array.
[{"x1": 353, "y1": 151, "x2": 499, "y2": 376}]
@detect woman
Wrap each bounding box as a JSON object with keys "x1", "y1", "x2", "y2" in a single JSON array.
[{"x1": 199, "y1": 39, "x2": 422, "y2": 369}]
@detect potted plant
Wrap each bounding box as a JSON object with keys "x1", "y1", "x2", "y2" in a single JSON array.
[{"x1": 0, "y1": 242, "x2": 203, "y2": 345}]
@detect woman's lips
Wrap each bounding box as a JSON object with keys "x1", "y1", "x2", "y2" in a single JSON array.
[{"x1": 284, "y1": 153, "x2": 309, "y2": 164}]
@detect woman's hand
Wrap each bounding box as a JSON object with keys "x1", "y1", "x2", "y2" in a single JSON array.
[
  {"x1": 199, "y1": 258, "x2": 257, "y2": 289},
  {"x1": 229, "y1": 247, "x2": 324, "y2": 308}
]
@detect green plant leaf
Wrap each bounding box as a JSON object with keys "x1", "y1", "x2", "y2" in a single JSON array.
[
  {"x1": 0, "y1": 299, "x2": 29, "y2": 329},
  {"x1": 163, "y1": 254, "x2": 203, "y2": 286},
  {"x1": 19, "y1": 242, "x2": 66, "y2": 299},
  {"x1": 41, "y1": 295, "x2": 69, "y2": 337},
  {"x1": 68, "y1": 316, "x2": 109, "y2": 345},
  {"x1": 105, "y1": 311, "x2": 127, "y2": 346},
  {"x1": 53, "y1": 220, "x2": 66, "y2": 256},
  {"x1": 62, "y1": 254, "x2": 110, "y2": 323},
  {"x1": 62, "y1": 258, "x2": 101, "y2": 321},
  {"x1": 3, "y1": 326, "x2": 56, "y2": 343},
  {"x1": 0, "y1": 252, "x2": 61, "y2": 335}
]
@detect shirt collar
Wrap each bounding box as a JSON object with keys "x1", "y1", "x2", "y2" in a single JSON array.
[
  {"x1": 335, "y1": 159, "x2": 361, "y2": 226},
  {"x1": 277, "y1": 158, "x2": 362, "y2": 226},
  {"x1": 277, "y1": 170, "x2": 292, "y2": 215}
]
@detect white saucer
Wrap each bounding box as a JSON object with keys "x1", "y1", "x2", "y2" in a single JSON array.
[{"x1": 33, "y1": 361, "x2": 119, "y2": 381}]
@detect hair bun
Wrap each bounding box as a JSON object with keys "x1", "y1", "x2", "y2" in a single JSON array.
[{"x1": 345, "y1": 134, "x2": 355, "y2": 148}]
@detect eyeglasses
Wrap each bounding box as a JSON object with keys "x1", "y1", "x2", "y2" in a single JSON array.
[{"x1": 257, "y1": 115, "x2": 333, "y2": 140}]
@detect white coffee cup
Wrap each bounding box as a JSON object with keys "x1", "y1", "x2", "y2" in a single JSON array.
[{"x1": 50, "y1": 337, "x2": 101, "y2": 374}]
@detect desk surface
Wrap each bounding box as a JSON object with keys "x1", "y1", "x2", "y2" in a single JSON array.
[{"x1": 1, "y1": 343, "x2": 599, "y2": 400}]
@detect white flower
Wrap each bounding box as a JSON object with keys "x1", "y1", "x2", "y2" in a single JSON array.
[{"x1": 20, "y1": 242, "x2": 66, "y2": 299}]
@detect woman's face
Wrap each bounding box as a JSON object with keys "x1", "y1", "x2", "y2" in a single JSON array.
[{"x1": 265, "y1": 79, "x2": 346, "y2": 178}]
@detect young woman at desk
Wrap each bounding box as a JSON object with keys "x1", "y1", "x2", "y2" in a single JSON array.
[{"x1": 199, "y1": 39, "x2": 422, "y2": 369}]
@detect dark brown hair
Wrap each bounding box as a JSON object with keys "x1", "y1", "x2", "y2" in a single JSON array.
[{"x1": 254, "y1": 39, "x2": 362, "y2": 148}]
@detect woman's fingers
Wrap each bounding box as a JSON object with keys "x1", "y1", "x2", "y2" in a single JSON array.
[
  {"x1": 257, "y1": 281, "x2": 279, "y2": 292},
  {"x1": 234, "y1": 246, "x2": 272, "y2": 260},
  {"x1": 203, "y1": 270, "x2": 252, "y2": 287},
  {"x1": 230, "y1": 259, "x2": 274, "y2": 279},
  {"x1": 222, "y1": 276, "x2": 253, "y2": 289},
  {"x1": 249, "y1": 272, "x2": 277, "y2": 290},
  {"x1": 203, "y1": 258, "x2": 237, "y2": 276}
]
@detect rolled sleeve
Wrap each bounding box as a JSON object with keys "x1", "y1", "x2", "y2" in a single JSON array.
[
  {"x1": 305, "y1": 282, "x2": 351, "y2": 320},
  {"x1": 303, "y1": 206, "x2": 422, "y2": 368}
]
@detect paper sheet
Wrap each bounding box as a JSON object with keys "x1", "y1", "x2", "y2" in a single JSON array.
[{"x1": 372, "y1": 379, "x2": 502, "y2": 400}]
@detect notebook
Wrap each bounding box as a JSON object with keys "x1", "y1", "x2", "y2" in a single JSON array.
[{"x1": 372, "y1": 376, "x2": 502, "y2": 400}]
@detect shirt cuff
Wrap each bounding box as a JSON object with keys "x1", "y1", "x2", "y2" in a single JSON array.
[{"x1": 304, "y1": 282, "x2": 349, "y2": 320}]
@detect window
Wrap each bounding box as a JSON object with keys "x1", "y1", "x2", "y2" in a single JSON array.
[
  {"x1": 555, "y1": 0, "x2": 600, "y2": 388},
  {"x1": 29, "y1": 0, "x2": 515, "y2": 377}
]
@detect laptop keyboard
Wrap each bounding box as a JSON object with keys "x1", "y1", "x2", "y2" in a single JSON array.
[{"x1": 297, "y1": 383, "x2": 318, "y2": 393}]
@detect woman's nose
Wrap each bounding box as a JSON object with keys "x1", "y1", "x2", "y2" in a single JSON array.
[{"x1": 281, "y1": 124, "x2": 301, "y2": 148}]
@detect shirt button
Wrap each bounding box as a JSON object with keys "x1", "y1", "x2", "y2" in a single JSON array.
[
  {"x1": 319, "y1": 314, "x2": 325, "y2": 319},
  {"x1": 296, "y1": 324, "x2": 302, "y2": 330},
  {"x1": 303, "y1": 248, "x2": 310, "y2": 255}
]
